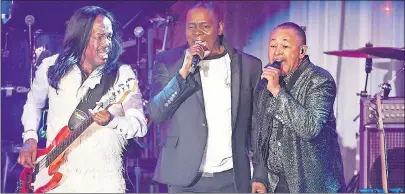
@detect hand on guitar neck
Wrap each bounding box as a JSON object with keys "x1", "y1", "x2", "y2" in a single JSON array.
[
  {"x1": 18, "y1": 138, "x2": 38, "y2": 169},
  {"x1": 88, "y1": 108, "x2": 113, "y2": 126}
]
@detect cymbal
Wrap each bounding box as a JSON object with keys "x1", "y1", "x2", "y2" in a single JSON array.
[
  {"x1": 358, "y1": 47, "x2": 404, "y2": 61},
  {"x1": 323, "y1": 49, "x2": 380, "y2": 58}
]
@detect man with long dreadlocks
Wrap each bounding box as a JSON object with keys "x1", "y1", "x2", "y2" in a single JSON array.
[
  {"x1": 251, "y1": 22, "x2": 346, "y2": 193},
  {"x1": 17, "y1": 6, "x2": 147, "y2": 192}
]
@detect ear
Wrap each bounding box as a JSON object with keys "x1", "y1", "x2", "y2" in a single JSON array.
[
  {"x1": 218, "y1": 21, "x2": 224, "y2": 35},
  {"x1": 300, "y1": 45, "x2": 308, "y2": 58}
]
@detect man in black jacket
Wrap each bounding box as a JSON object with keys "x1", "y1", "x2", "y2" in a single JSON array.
[{"x1": 148, "y1": 1, "x2": 262, "y2": 193}]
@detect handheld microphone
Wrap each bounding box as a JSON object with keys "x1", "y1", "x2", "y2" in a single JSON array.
[
  {"x1": 255, "y1": 61, "x2": 282, "y2": 92},
  {"x1": 189, "y1": 45, "x2": 209, "y2": 74},
  {"x1": 189, "y1": 55, "x2": 201, "y2": 74}
]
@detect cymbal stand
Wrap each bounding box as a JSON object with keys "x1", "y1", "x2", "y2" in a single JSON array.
[
  {"x1": 357, "y1": 43, "x2": 374, "y2": 98},
  {"x1": 353, "y1": 61, "x2": 404, "y2": 122},
  {"x1": 353, "y1": 43, "x2": 373, "y2": 122}
]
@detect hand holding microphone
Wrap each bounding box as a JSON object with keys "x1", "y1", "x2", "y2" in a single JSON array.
[
  {"x1": 255, "y1": 61, "x2": 282, "y2": 96},
  {"x1": 179, "y1": 44, "x2": 210, "y2": 79}
]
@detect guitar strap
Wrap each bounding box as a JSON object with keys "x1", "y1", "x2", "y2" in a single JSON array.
[{"x1": 67, "y1": 71, "x2": 117, "y2": 130}]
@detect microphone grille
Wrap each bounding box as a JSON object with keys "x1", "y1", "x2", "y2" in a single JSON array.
[
  {"x1": 134, "y1": 26, "x2": 144, "y2": 38},
  {"x1": 269, "y1": 61, "x2": 282, "y2": 69},
  {"x1": 25, "y1": 15, "x2": 35, "y2": 25}
]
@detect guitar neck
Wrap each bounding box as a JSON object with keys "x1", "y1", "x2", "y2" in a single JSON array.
[
  {"x1": 376, "y1": 95, "x2": 388, "y2": 193},
  {"x1": 45, "y1": 117, "x2": 94, "y2": 166}
]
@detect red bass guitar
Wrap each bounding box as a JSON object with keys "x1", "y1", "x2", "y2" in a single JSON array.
[{"x1": 16, "y1": 78, "x2": 138, "y2": 193}]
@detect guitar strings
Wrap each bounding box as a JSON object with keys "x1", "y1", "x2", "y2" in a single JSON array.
[{"x1": 35, "y1": 118, "x2": 91, "y2": 172}]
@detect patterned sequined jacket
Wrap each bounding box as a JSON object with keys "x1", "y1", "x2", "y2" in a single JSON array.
[{"x1": 251, "y1": 57, "x2": 346, "y2": 193}]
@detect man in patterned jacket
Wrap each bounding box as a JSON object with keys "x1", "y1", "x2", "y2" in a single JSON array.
[{"x1": 251, "y1": 22, "x2": 346, "y2": 193}]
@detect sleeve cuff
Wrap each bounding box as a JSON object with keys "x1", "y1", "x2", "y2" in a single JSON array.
[
  {"x1": 23, "y1": 130, "x2": 38, "y2": 143},
  {"x1": 106, "y1": 116, "x2": 130, "y2": 135},
  {"x1": 175, "y1": 72, "x2": 187, "y2": 90},
  {"x1": 251, "y1": 177, "x2": 269, "y2": 189},
  {"x1": 106, "y1": 115, "x2": 119, "y2": 129}
]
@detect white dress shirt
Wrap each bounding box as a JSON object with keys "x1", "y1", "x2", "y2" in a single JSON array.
[{"x1": 198, "y1": 52, "x2": 233, "y2": 173}]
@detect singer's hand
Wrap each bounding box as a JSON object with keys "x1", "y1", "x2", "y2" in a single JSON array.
[
  {"x1": 179, "y1": 44, "x2": 207, "y2": 79},
  {"x1": 251, "y1": 182, "x2": 267, "y2": 193},
  {"x1": 261, "y1": 67, "x2": 281, "y2": 96}
]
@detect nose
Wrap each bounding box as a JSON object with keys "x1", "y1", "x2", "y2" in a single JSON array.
[
  {"x1": 274, "y1": 45, "x2": 283, "y2": 56},
  {"x1": 194, "y1": 29, "x2": 203, "y2": 36},
  {"x1": 102, "y1": 37, "x2": 111, "y2": 47},
  {"x1": 193, "y1": 26, "x2": 205, "y2": 36}
]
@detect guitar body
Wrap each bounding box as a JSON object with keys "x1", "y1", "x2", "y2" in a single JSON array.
[{"x1": 17, "y1": 126, "x2": 72, "y2": 193}]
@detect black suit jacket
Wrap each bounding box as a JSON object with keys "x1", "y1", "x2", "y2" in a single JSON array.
[{"x1": 148, "y1": 38, "x2": 262, "y2": 192}]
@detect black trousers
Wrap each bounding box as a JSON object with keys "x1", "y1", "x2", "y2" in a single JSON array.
[
  {"x1": 168, "y1": 169, "x2": 237, "y2": 193},
  {"x1": 274, "y1": 172, "x2": 290, "y2": 193}
]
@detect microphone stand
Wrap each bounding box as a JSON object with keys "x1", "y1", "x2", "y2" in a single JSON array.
[
  {"x1": 160, "y1": 16, "x2": 172, "y2": 52},
  {"x1": 25, "y1": 15, "x2": 35, "y2": 89},
  {"x1": 28, "y1": 24, "x2": 34, "y2": 89}
]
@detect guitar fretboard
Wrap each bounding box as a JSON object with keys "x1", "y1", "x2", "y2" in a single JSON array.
[{"x1": 45, "y1": 117, "x2": 94, "y2": 166}]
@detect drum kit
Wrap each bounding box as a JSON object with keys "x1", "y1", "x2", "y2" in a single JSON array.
[{"x1": 324, "y1": 44, "x2": 404, "y2": 192}]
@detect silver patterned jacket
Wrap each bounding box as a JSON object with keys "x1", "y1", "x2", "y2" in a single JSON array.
[{"x1": 251, "y1": 56, "x2": 346, "y2": 193}]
